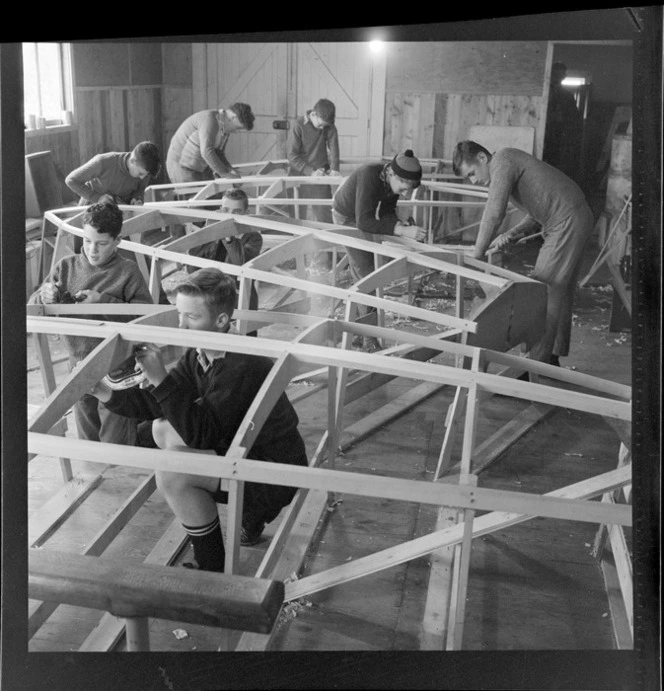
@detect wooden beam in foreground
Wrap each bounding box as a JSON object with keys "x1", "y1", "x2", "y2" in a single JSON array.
[
  {"x1": 79, "y1": 519, "x2": 189, "y2": 652},
  {"x1": 29, "y1": 474, "x2": 157, "y2": 638},
  {"x1": 29, "y1": 548, "x2": 284, "y2": 635}
]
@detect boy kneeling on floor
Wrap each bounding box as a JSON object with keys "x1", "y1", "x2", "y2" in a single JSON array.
[{"x1": 89, "y1": 267, "x2": 309, "y2": 571}]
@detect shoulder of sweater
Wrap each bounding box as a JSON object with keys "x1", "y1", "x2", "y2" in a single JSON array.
[
  {"x1": 226, "y1": 351, "x2": 272, "y2": 370},
  {"x1": 354, "y1": 163, "x2": 383, "y2": 181},
  {"x1": 112, "y1": 253, "x2": 144, "y2": 270},
  {"x1": 54, "y1": 253, "x2": 82, "y2": 271},
  {"x1": 94, "y1": 151, "x2": 125, "y2": 163},
  {"x1": 179, "y1": 110, "x2": 216, "y2": 130},
  {"x1": 198, "y1": 110, "x2": 218, "y2": 122}
]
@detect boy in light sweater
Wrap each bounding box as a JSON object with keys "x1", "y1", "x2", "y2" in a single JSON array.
[
  {"x1": 452, "y1": 141, "x2": 594, "y2": 366},
  {"x1": 29, "y1": 200, "x2": 153, "y2": 445}
]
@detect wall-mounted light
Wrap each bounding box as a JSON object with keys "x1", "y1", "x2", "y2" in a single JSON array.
[
  {"x1": 369, "y1": 40, "x2": 385, "y2": 54},
  {"x1": 562, "y1": 77, "x2": 587, "y2": 87}
]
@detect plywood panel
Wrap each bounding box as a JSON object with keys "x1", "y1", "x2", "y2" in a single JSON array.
[
  {"x1": 192, "y1": 44, "x2": 208, "y2": 113},
  {"x1": 129, "y1": 43, "x2": 162, "y2": 85},
  {"x1": 426, "y1": 94, "x2": 545, "y2": 161},
  {"x1": 384, "y1": 93, "x2": 404, "y2": 156},
  {"x1": 73, "y1": 44, "x2": 130, "y2": 87},
  {"x1": 126, "y1": 88, "x2": 162, "y2": 151},
  {"x1": 384, "y1": 92, "x2": 436, "y2": 159},
  {"x1": 108, "y1": 90, "x2": 127, "y2": 152},
  {"x1": 162, "y1": 87, "x2": 193, "y2": 155},
  {"x1": 386, "y1": 42, "x2": 547, "y2": 95},
  {"x1": 162, "y1": 43, "x2": 193, "y2": 87},
  {"x1": 76, "y1": 90, "x2": 106, "y2": 161},
  {"x1": 432, "y1": 93, "x2": 448, "y2": 159},
  {"x1": 206, "y1": 43, "x2": 220, "y2": 109},
  {"x1": 487, "y1": 95, "x2": 541, "y2": 128}
]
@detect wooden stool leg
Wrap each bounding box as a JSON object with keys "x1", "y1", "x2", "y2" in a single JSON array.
[{"x1": 125, "y1": 617, "x2": 150, "y2": 651}]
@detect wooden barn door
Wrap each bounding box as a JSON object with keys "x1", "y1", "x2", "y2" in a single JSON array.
[
  {"x1": 294, "y1": 42, "x2": 385, "y2": 158},
  {"x1": 192, "y1": 42, "x2": 386, "y2": 166},
  {"x1": 192, "y1": 43, "x2": 290, "y2": 165}
]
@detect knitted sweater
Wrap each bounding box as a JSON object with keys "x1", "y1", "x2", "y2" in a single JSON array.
[
  {"x1": 65, "y1": 152, "x2": 152, "y2": 205},
  {"x1": 105, "y1": 350, "x2": 309, "y2": 466},
  {"x1": 287, "y1": 113, "x2": 340, "y2": 176},
  {"x1": 187, "y1": 225, "x2": 263, "y2": 309},
  {"x1": 166, "y1": 110, "x2": 233, "y2": 177},
  {"x1": 332, "y1": 163, "x2": 400, "y2": 235},
  {"x1": 28, "y1": 251, "x2": 153, "y2": 361},
  {"x1": 476, "y1": 148, "x2": 592, "y2": 255}
]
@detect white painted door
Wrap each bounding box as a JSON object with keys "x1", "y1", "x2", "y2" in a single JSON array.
[
  {"x1": 193, "y1": 43, "x2": 290, "y2": 165},
  {"x1": 294, "y1": 42, "x2": 386, "y2": 158},
  {"x1": 192, "y1": 42, "x2": 386, "y2": 167}
]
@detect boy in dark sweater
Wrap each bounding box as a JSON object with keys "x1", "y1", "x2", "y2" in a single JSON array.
[
  {"x1": 287, "y1": 98, "x2": 340, "y2": 224},
  {"x1": 29, "y1": 200, "x2": 153, "y2": 445},
  {"x1": 89, "y1": 268, "x2": 309, "y2": 571},
  {"x1": 186, "y1": 188, "x2": 263, "y2": 321},
  {"x1": 332, "y1": 149, "x2": 428, "y2": 351}
]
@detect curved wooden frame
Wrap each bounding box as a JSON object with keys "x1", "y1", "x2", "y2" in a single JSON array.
[{"x1": 26, "y1": 182, "x2": 632, "y2": 652}]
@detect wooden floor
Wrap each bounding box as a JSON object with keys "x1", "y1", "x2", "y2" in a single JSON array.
[{"x1": 26, "y1": 238, "x2": 632, "y2": 653}]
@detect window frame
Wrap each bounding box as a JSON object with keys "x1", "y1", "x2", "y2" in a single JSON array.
[{"x1": 23, "y1": 42, "x2": 74, "y2": 130}]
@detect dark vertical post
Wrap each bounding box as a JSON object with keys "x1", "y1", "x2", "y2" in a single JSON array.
[
  {"x1": 1, "y1": 41, "x2": 27, "y2": 679},
  {"x1": 631, "y1": 6, "x2": 662, "y2": 691},
  {"x1": 124, "y1": 617, "x2": 150, "y2": 651}
]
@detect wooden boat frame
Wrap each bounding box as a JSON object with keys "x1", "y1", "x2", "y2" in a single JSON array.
[{"x1": 26, "y1": 176, "x2": 633, "y2": 652}]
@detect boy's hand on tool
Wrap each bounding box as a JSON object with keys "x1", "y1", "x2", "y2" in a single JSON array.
[
  {"x1": 39, "y1": 281, "x2": 60, "y2": 304},
  {"x1": 394, "y1": 222, "x2": 427, "y2": 242},
  {"x1": 73, "y1": 289, "x2": 103, "y2": 303},
  {"x1": 133, "y1": 343, "x2": 168, "y2": 387},
  {"x1": 488, "y1": 229, "x2": 521, "y2": 253}
]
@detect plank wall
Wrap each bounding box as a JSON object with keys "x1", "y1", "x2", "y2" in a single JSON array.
[
  {"x1": 71, "y1": 43, "x2": 165, "y2": 177},
  {"x1": 383, "y1": 42, "x2": 548, "y2": 160},
  {"x1": 161, "y1": 43, "x2": 194, "y2": 161}
]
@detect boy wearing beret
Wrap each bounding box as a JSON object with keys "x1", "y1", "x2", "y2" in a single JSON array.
[{"x1": 332, "y1": 149, "x2": 427, "y2": 351}]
